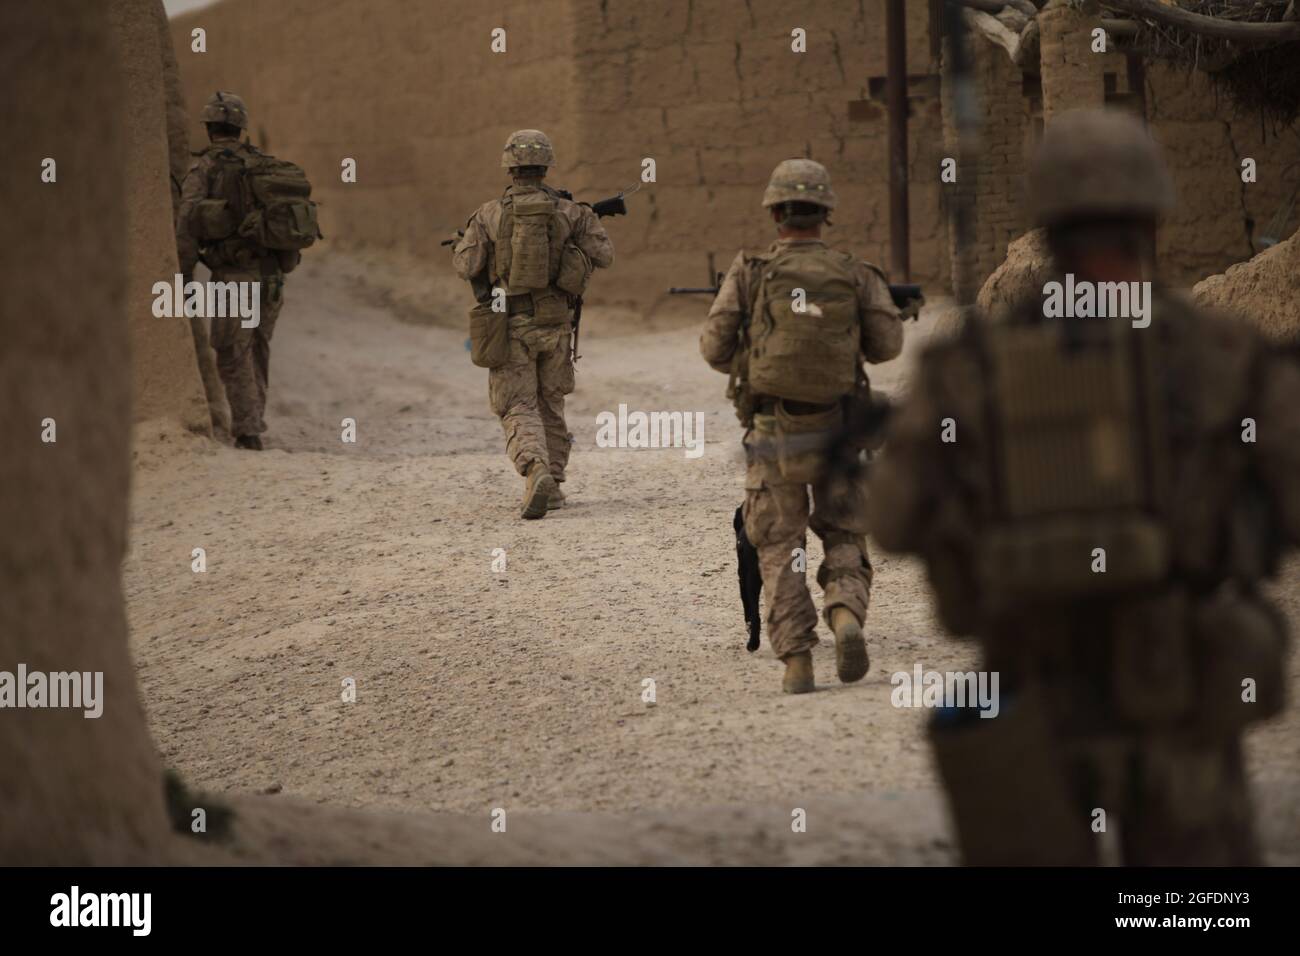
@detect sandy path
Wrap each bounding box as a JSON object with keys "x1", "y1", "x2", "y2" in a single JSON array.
[{"x1": 124, "y1": 254, "x2": 1300, "y2": 864}]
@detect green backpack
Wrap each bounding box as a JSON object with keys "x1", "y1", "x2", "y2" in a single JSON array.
[
  {"x1": 745, "y1": 245, "x2": 861, "y2": 404},
  {"x1": 200, "y1": 145, "x2": 321, "y2": 252}
]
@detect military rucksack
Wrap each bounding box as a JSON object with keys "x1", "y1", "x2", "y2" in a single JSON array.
[
  {"x1": 972, "y1": 318, "x2": 1172, "y2": 611},
  {"x1": 745, "y1": 245, "x2": 861, "y2": 404},
  {"x1": 193, "y1": 144, "x2": 321, "y2": 253}
]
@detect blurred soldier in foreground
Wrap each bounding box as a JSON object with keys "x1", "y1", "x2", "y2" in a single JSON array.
[
  {"x1": 452, "y1": 130, "x2": 614, "y2": 519},
  {"x1": 868, "y1": 110, "x2": 1299, "y2": 864},
  {"x1": 176, "y1": 91, "x2": 318, "y2": 449},
  {"x1": 701, "y1": 160, "x2": 904, "y2": 693}
]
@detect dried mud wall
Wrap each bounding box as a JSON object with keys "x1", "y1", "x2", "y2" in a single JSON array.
[
  {"x1": 113, "y1": 0, "x2": 211, "y2": 431},
  {"x1": 973, "y1": 1, "x2": 1300, "y2": 293},
  {"x1": 1, "y1": 0, "x2": 173, "y2": 864},
  {"x1": 1194, "y1": 228, "x2": 1300, "y2": 345},
  {"x1": 171, "y1": 0, "x2": 947, "y2": 317}
]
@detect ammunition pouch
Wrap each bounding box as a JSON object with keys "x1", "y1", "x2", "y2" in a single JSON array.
[
  {"x1": 190, "y1": 198, "x2": 236, "y2": 242},
  {"x1": 555, "y1": 243, "x2": 592, "y2": 296},
  {"x1": 1190, "y1": 589, "x2": 1288, "y2": 734},
  {"x1": 928, "y1": 684, "x2": 1094, "y2": 865},
  {"x1": 528, "y1": 288, "x2": 571, "y2": 326},
  {"x1": 772, "y1": 399, "x2": 840, "y2": 484},
  {"x1": 468, "y1": 300, "x2": 510, "y2": 369}
]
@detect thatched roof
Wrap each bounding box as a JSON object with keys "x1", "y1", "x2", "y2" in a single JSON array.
[
  {"x1": 1098, "y1": 1, "x2": 1300, "y2": 123},
  {"x1": 959, "y1": 1, "x2": 1300, "y2": 122}
]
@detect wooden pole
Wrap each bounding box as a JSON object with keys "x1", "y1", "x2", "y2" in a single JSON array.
[{"x1": 886, "y1": 0, "x2": 911, "y2": 282}]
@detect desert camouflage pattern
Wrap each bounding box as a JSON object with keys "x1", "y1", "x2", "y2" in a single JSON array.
[
  {"x1": 198, "y1": 89, "x2": 249, "y2": 130},
  {"x1": 868, "y1": 288, "x2": 1300, "y2": 864},
  {"x1": 761, "y1": 158, "x2": 838, "y2": 210},
  {"x1": 175, "y1": 133, "x2": 292, "y2": 439},
  {"x1": 499, "y1": 128, "x2": 556, "y2": 169},
  {"x1": 208, "y1": 271, "x2": 283, "y2": 438},
  {"x1": 701, "y1": 238, "x2": 902, "y2": 659},
  {"x1": 453, "y1": 183, "x2": 613, "y2": 479}
]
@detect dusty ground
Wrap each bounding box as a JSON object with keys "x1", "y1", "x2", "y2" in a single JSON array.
[{"x1": 124, "y1": 253, "x2": 1300, "y2": 864}]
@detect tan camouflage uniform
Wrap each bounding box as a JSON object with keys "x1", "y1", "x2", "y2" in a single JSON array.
[
  {"x1": 868, "y1": 110, "x2": 1300, "y2": 865},
  {"x1": 452, "y1": 184, "x2": 613, "y2": 482},
  {"x1": 176, "y1": 133, "x2": 291, "y2": 440},
  {"x1": 701, "y1": 240, "x2": 902, "y2": 661}
]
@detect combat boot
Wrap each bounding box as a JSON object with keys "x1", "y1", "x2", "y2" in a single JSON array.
[
  {"x1": 235, "y1": 434, "x2": 263, "y2": 451},
  {"x1": 831, "y1": 607, "x2": 868, "y2": 683},
  {"x1": 782, "y1": 651, "x2": 815, "y2": 694},
  {"x1": 547, "y1": 482, "x2": 565, "y2": 510},
  {"x1": 521, "y1": 461, "x2": 557, "y2": 520}
]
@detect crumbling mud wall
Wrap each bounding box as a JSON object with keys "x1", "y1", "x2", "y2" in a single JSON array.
[
  {"x1": 1, "y1": 0, "x2": 173, "y2": 864},
  {"x1": 949, "y1": 1, "x2": 1299, "y2": 295},
  {"x1": 567, "y1": 0, "x2": 946, "y2": 310},
  {"x1": 170, "y1": 0, "x2": 946, "y2": 317},
  {"x1": 942, "y1": 25, "x2": 1036, "y2": 303},
  {"x1": 111, "y1": 0, "x2": 212, "y2": 432},
  {"x1": 1194, "y1": 229, "x2": 1300, "y2": 345},
  {"x1": 155, "y1": 0, "x2": 231, "y2": 433},
  {"x1": 171, "y1": 0, "x2": 580, "y2": 298},
  {"x1": 975, "y1": 227, "x2": 1051, "y2": 320}
]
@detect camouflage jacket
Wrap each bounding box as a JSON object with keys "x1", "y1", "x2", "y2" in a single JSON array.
[{"x1": 867, "y1": 286, "x2": 1300, "y2": 732}]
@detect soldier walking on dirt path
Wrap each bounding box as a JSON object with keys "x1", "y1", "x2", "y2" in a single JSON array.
[
  {"x1": 452, "y1": 130, "x2": 614, "y2": 519},
  {"x1": 700, "y1": 159, "x2": 904, "y2": 694},
  {"x1": 176, "y1": 90, "x2": 319, "y2": 451}
]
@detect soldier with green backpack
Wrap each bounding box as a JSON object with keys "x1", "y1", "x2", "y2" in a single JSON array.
[
  {"x1": 176, "y1": 91, "x2": 320, "y2": 449},
  {"x1": 700, "y1": 159, "x2": 904, "y2": 694}
]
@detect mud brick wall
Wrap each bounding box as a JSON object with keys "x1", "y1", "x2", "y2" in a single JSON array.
[
  {"x1": 942, "y1": 29, "x2": 1034, "y2": 303},
  {"x1": 172, "y1": 0, "x2": 949, "y2": 316},
  {"x1": 952, "y1": 0, "x2": 1299, "y2": 294},
  {"x1": 113, "y1": 0, "x2": 211, "y2": 430}
]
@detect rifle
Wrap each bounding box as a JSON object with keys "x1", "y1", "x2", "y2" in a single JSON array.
[
  {"x1": 735, "y1": 505, "x2": 812, "y2": 653},
  {"x1": 735, "y1": 507, "x2": 763, "y2": 652},
  {"x1": 557, "y1": 185, "x2": 637, "y2": 362},
  {"x1": 670, "y1": 278, "x2": 925, "y2": 315}
]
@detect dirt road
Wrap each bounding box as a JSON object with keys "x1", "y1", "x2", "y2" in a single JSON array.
[{"x1": 123, "y1": 254, "x2": 1300, "y2": 864}]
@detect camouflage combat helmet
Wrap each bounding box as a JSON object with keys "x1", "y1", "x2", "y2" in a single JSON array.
[
  {"x1": 762, "y1": 159, "x2": 838, "y2": 210},
  {"x1": 501, "y1": 129, "x2": 555, "y2": 169},
  {"x1": 199, "y1": 90, "x2": 249, "y2": 130},
  {"x1": 1029, "y1": 109, "x2": 1175, "y2": 226}
]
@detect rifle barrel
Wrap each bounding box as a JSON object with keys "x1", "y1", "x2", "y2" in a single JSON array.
[{"x1": 668, "y1": 287, "x2": 720, "y2": 295}]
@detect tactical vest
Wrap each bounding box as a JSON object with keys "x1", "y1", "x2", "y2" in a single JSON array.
[
  {"x1": 917, "y1": 301, "x2": 1287, "y2": 733},
  {"x1": 973, "y1": 318, "x2": 1171, "y2": 612},
  {"x1": 491, "y1": 187, "x2": 584, "y2": 326},
  {"x1": 744, "y1": 245, "x2": 861, "y2": 405}
]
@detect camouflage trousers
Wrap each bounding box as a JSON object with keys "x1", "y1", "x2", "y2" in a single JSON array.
[
  {"x1": 741, "y1": 428, "x2": 874, "y2": 660},
  {"x1": 209, "y1": 270, "x2": 283, "y2": 438},
  {"x1": 935, "y1": 700, "x2": 1259, "y2": 865},
  {"x1": 488, "y1": 321, "x2": 575, "y2": 480}
]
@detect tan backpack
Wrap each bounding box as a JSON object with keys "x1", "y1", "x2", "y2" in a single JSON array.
[{"x1": 745, "y1": 245, "x2": 861, "y2": 404}]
